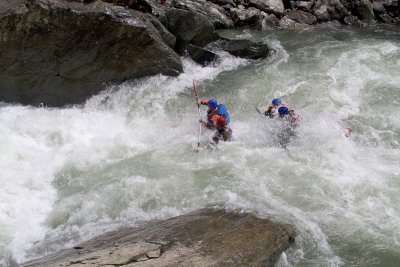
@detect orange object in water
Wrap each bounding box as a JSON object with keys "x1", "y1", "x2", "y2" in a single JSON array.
[{"x1": 212, "y1": 115, "x2": 226, "y2": 128}]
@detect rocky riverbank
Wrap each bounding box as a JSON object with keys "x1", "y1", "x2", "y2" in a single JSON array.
[
  {"x1": 20, "y1": 208, "x2": 297, "y2": 267},
  {"x1": 0, "y1": 0, "x2": 269, "y2": 106},
  {"x1": 1, "y1": 0, "x2": 398, "y2": 107}
]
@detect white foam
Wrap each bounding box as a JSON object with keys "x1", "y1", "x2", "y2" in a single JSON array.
[{"x1": 1, "y1": 27, "x2": 400, "y2": 267}]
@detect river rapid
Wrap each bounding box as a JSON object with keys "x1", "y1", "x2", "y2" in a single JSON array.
[{"x1": 1, "y1": 24, "x2": 400, "y2": 266}]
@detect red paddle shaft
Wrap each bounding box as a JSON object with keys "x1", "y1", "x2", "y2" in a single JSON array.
[{"x1": 193, "y1": 80, "x2": 202, "y2": 147}]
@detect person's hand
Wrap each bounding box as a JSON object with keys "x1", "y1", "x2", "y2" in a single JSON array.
[{"x1": 265, "y1": 112, "x2": 273, "y2": 118}]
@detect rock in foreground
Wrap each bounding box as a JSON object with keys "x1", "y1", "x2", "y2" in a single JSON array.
[{"x1": 21, "y1": 208, "x2": 297, "y2": 267}]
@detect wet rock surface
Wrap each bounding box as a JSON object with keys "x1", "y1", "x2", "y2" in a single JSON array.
[
  {"x1": 0, "y1": 0, "x2": 182, "y2": 107},
  {"x1": 208, "y1": 38, "x2": 272, "y2": 60},
  {"x1": 20, "y1": 208, "x2": 297, "y2": 267},
  {"x1": 1, "y1": 0, "x2": 399, "y2": 107}
]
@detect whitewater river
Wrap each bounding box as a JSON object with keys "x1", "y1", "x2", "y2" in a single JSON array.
[{"x1": 1, "y1": 24, "x2": 400, "y2": 266}]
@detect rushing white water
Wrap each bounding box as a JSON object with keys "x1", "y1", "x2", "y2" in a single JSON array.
[{"x1": 1, "y1": 24, "x2": 400, "y2": 266}]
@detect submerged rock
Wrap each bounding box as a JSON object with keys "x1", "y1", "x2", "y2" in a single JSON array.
[
  {"x1": 20, "y1": 208, "x2": 297, "y2": 267},
  {"x1": 0, "y1": 0, "x2": 182, "y2": 107}
]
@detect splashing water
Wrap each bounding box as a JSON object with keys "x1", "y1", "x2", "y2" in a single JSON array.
[{"x1": 1, "y1": 25, "x2": 400, "y2": 266}]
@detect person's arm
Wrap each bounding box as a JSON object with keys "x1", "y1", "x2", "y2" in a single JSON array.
[
  {"x1": 264, "y1": 105, "x2": 274, "y2": 118},
  {"x1": 199, "y1": 119, "x2": 214, "y2": 129},
  {"x1": 289, "y1": 112, "x2": 301, "y2": 124},
  {"x1": 199, "y1": 100, "x2": 208, "y2": 106},
  {"x1": 199, "y1": 118, "x2": 207, "y2": 127}
]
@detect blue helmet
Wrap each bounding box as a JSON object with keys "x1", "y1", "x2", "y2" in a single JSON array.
[
  {"x1": 272, "y1": 98, "x2": 281, "y2": 106},
  {"x1": 278, "y1": 106, "x2": 289, "y2": 117},
  {"x1": 208, "y1": 99, "x2": 218, "y2": 109}
]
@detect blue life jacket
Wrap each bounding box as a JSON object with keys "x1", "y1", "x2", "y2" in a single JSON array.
[{"x1": 207, "y1": 104, "x2": 230, "y2": 125}]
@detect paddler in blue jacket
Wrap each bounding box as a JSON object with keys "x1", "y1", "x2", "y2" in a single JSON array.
[
  {"x1": 264, "y1": 98, "x2": 291, "y2": 118},
  {"x1": 198, "y1": 98, "x2": 232, "y2": 143}
]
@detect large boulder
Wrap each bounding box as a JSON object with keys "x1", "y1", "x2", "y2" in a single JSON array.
[
  {"x1": 313, "y1": 0, "x2": 349, "y2": 21},
  {"x1": 0, "y1": 0, "x2": 183, "y2": 107},
  {"x1": 230, "y1": 7, "x2": 267, "y2": 29},
  {"x1": 149, "y1": 17, "x2": 177, "y2": 49},
  {"x1": 372, "y1": 0, "x2": 386, "y2": 14},
  {"x1": 294, "y1": 1, "x2": 315, "y2": 12},
  {"x1": 285, "y1": 10, "x2": 318, "y2": 24},
  {"x1": 263, "y1": 13, "x2": 281, "y2": 28},
  {"x1": 20, "y1": 208, "x2": 297, "y2": 267},
  {"x1": 164, "y1": 7, "x2": 218, "y2": 46},
  {"x1": 353, "y1": 0, "x2": 375, "y2": 20},
  {"x1": 248, "y1": 0, "x2": 285, "y2": 17},
  {"x1": 172, "y1": 0, "x2": 234, "y2": 28}
]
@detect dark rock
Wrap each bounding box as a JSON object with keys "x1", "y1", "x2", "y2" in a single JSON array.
[
  {"x1": 285, "y1": 10, "x2": 317, "y2": 24},
  {"x1": 234, "y1": 0, "x2": 247, "y2": 6},
  {"x1": 280, "y1": 15, "x2": 296, "y2": 27},
  {"x1": 102, "y1": 0, "x2": 153, "y2": 13},
  {"x1": 230, "y1": 7, "x2": 266, "y2": 29},
  {"x1": 172, "y1": 0, "x2": 234, "y2": 28},
  {"x1": 149, "y1": 17, "x2": 176, "y2": 48},
  {"x1": 0, "y1": 0, "x2": 182, "y2": 107},
  {"x1": 165, "y1": 7, "x2": 218, "y2": 46},
  {"x1": 372, "y1": 0, "x2": 386, "y2": 14},
  {"x1": 222, "y1": 3, "x2": 234, "y2": 11},
  {"x1": 263, "y1": 13, "x2": 281, "y2": 28},
  {"x1": 175, "y1": 38, "x2": 220, "y2": 66},
  {"x1": 185, "y1": 44, "x2": 220, "y2": 66},
  {"x1": 378, "y1": 12, "x2": 398, "y2": 23},
  {"x1": 20, "y1": 208, "x2": 297, "y2": 267},
  {"x1": 294, "y1": 0, "x2": 314, "y2": 12},
  {"x1": 248, "y1": 0, "x2": 285, "y2": 17},
  {"x1": 343, "y1": 14, "x2": 359, "y2": 24},
  {"x1": 383, "y1": 0, "x2": 400, "y2": 17},
  {"x1": 209, "y1": 38, "x2": 271, "y2": 59},
  {"x1": 313, "y1": 0, "x2": 349, "y2": 21},
  {"x1": 282, "y1": 0, "x2": 293, "y2": 9},
  {"x1": 353, "y1": 0, "x2": 375, "y2": 20},
  {"x1": 208, "y1": 0, "x2": 237, "y2": 8}
]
